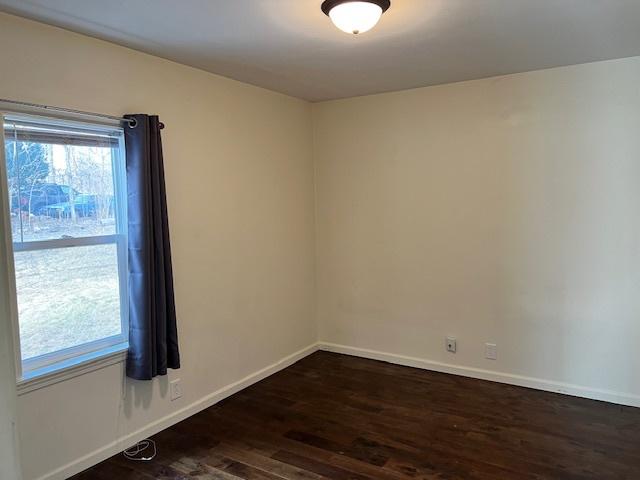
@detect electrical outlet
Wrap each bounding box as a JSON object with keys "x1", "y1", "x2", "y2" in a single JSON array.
[
  {"x1": 446, "y1": 336, "x2": 457, "y2": 353},
  {"x1": 485, "y1": 343, "x2": 497, "y2": 360},
  {"x1": 170, "y1": 379, "x2": 182, "y2": 401}
]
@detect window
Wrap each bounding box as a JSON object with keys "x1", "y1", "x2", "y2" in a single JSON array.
[{"x1": 1, "y1": 114, "x2": 128, "y2": 379}]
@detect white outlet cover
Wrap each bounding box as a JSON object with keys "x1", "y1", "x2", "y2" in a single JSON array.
[
  {"x1": 170, "y1": 379, "x2": 182, "y2": 401},
  {"x1": 485, "y1": 343, "x2": 497, "y2": 360},
  {"x1": 446, "y1": 336, "x2": 457, "y2": 353}
]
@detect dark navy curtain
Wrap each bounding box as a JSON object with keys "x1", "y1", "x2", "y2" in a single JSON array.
[{"x1": 124, "y1": 114, "x2": 180, "y2": 380}]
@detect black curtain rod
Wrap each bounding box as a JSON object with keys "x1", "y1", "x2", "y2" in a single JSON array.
[{"x1": 0, "y1": 98, "x2": 165, "y2": 129}]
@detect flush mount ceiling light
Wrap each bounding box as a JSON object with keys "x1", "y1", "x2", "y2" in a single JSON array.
[{"x1": 321, "y1": 0, "x2": 391, "y2": 35}]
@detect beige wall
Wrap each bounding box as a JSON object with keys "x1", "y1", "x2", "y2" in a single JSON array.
[
  {"x1": 0, "y1": 13, "x2": 316, "y2": 480},
  {"x1": 313, "y1": 56, "x2": 640, "y2": 400}
]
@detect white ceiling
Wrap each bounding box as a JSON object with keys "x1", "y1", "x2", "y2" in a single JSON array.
[{"x1": 0, "y1": 0, "x2": 639, "y2": 102}]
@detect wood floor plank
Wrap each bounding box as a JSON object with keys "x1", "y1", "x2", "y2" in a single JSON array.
[
  {"x1": 271, "y1": 450, "x2": 374, "y2": 480},
  {"x1": 70, "y1": 351, "x2": 640, "y2": 480},
  {"x1": 212, "y1": 442, "x2": 325, "y2": 480}
]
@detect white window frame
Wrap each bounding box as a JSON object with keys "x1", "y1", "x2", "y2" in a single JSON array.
[{"x1": 0, "y1": 112, "x2": 129, "y2": 387}]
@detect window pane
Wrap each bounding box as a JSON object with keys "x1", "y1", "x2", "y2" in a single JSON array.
[
  {"x1": 4, "y1": 119, "x2": 120, "y2": 243},
  {"x1": 14, "y1": 243, "x2": 123, "y2": 360}
]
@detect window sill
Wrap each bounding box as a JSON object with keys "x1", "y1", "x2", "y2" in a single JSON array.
[{"x1": 17, "y1": 343, "x2": 128, "y2": 396}]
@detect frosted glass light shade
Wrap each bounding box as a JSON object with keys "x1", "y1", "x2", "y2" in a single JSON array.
[{"x1": 328, "y1": 1, "x2": 383, "y2": 34}]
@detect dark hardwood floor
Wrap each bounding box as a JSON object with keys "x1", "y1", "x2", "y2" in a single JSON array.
[{"x1": 72, "y1": 351, "x2": 640, "y2": 479}]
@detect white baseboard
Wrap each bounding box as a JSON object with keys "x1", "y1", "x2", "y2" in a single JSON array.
[
  {"x1": 37, "y1": 343, "x2": 319, "y2": 480},
  {"x1": 318, "y1": 342, "x2": 640, "y2": 408}
]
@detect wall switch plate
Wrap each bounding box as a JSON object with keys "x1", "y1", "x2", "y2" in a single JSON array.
[
  {"x1": 170, "y1": 379, "x2": 182, "y2": 401},
  {"x1": 446, "y1": 336, "x2": 457, "y2": 353},
  {"x1": 485, "y1": 343, "x2": 497, "y2": 360}
]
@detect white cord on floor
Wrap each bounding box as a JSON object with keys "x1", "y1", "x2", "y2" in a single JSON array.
[
  {"x1": 117, "y1": 361, "x2": 158, "y2": 462},
  {"x1": 123, "y1": 438, "x2": 157, "y2": 462}
]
